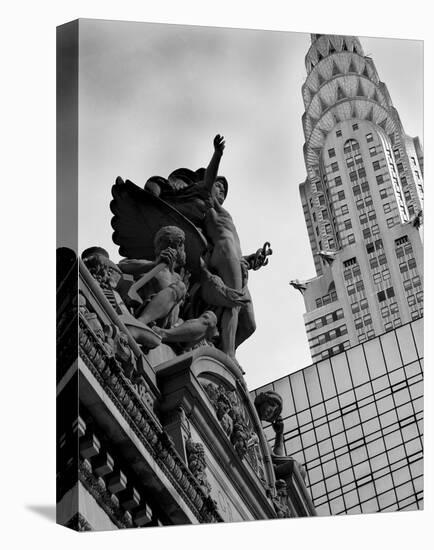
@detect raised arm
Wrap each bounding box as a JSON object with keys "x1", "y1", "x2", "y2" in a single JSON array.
[
  {"x1": 118, "y1": 258, "x2": 158, "y2": 275},
  {"x1": 203, "y1": 134, "x2": 225, "y2": 192}
]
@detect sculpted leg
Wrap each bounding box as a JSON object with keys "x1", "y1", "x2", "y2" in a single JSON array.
[
  {"x1": 209, "y1": 247, "x2": 243, "y2": 358},
  {"x1": 235, "y1": 298, "x2": 256, "y2": 349},
  {"x1": 155, "y1": 311, "x2": 218, "y2": 347},
  {"x1": 220, "y1": 306, "x2": 240, "y2": 358},
  {"x1": 138, "y1": 280, "x2": 186, "y2": 326}
]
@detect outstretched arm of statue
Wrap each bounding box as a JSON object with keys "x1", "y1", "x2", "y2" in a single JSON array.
[
  {"x1": 203, "y1": 134, "x2": 225, "y2": 193},
  {"x1": 242, "y1": 242, "x2": 273, "y2": 271},
  {"x1": 154, "y1": 311, "x2": 218, "y2": 345},
  {"x1": 241, "y1": 254, "x2": 256, "y2": 270}
]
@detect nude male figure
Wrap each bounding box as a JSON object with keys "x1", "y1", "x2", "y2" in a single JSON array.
[
  {"x1": 201, "y1": 135, "x2": 256, "y2": 360},
  {"x1": 143, "y1": 136, "x2": 265, "y2": 360}
]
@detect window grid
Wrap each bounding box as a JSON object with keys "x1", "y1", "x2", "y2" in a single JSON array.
[{"x1": 257, "y1": 321, "x2": 424, "y2": 516}]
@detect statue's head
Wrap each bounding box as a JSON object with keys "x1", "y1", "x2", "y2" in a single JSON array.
[
  {"x1": 212, "y1": 176, "x2": 228, "y2": 205},
  {"x1": 82, "y1": 246, "x2": 109, "y2": 261},
  {"x1": 154, "y1": 226, "x2": 186, "y2": 267},
  {"x1": 81, "y1": 247, "x2": 123, "y2": 289},
  {"x1": 254, "y1": 391, "x2": 283, "y2": 423}
]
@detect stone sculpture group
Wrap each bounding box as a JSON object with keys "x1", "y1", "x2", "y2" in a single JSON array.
[{"x1": 83, "y1": 135, "x2": 272, "y2": 373}]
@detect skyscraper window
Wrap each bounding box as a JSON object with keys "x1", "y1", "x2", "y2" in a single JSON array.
[
  {"x1": 386, "y1": 287, "x2": 395, "y2": 298},
  {"x1": 343, "y1": 257, "x2": 357, "y2": 268},
  {"x1": 377, "y1": 290, "x2": 386, "y2": 302},
  {"x1": 408, "y1": 258, "x2": 417, "y2": 269},
  {"x1": 352, "y1": 184, "x2": 361, "y2": 195}
]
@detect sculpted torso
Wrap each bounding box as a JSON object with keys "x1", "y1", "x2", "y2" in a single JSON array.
[{"x1": 204, "y1": 202, "x2": 243, "y2": 276}]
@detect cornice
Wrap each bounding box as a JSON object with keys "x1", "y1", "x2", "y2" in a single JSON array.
[{"x1": 79, "y1": 318, "x2": 222, "y2": 524}]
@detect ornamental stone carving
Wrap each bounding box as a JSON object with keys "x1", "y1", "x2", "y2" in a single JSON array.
[
  {"x1": 203, "y1": 383, "x2": 250, "y2": 459},
  {"x1": 185, "y1": 439, "x2": 212, "y2": 497},
  {"x1": 272, "y1": 479, "x2": 293, "y2": 519}
]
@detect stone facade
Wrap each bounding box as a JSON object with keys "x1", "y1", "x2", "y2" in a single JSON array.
[{"x1": 57, "y1": 252, "x2": 315, "y2": 529}]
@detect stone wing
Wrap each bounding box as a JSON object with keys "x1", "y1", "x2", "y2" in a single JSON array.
[{"x1": 110, "y1": 177, "x2": 208, "y2": 277}]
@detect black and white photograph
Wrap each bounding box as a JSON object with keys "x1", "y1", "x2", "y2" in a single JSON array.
[{"x1": 55, "y1": 18, "x2": 425, "y2": 532}]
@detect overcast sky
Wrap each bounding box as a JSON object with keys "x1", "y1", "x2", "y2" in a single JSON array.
[{"x1": 78, "y1": 19, "x2": 423, "y2": 389}]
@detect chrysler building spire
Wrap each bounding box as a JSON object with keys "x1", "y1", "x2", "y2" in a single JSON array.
[{"x1": 295, "y1": 34, "x2": 424, "y2": 362}]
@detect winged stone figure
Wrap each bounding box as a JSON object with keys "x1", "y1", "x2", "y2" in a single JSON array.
[{"x1": 110, "y1": 135, "x2": 271, "y2": 365}]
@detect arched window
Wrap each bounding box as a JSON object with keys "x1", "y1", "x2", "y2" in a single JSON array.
[{"x1": 343, "y1": 139, "x2": 360, "y2": 154}]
